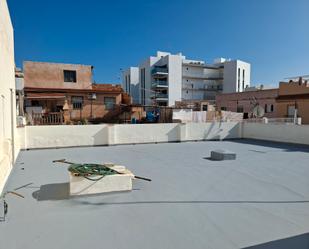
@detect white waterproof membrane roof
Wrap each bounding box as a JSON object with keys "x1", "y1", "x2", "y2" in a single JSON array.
[{"x1": 1, "y1": 139, "x2": 309, "y2": 249}]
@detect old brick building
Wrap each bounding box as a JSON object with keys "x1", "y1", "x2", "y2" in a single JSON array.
[
  {"x1": 216, "y1": 88, "x2": 278, "y2": 119},
  {"x1": 23, "y1": 61, "x2": 131, "y2": 124},
  {"x1": 216, "y1": 78, "x2": 309, "y2": 124}
]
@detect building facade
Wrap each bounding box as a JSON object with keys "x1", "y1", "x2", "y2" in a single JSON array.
[
  {"x1": 0, "y1": 0, "x2": 17, "y2": 192},
  {"x1": 216, "y1": 78, "x2": 309, "y2": 124},
  {"x1": 122, "y1": 67, "x2": 139, "y2": 104},
  {"x1": 23, "y1": 61, "x2": 130, "y2": 124},
  {"x1": 122, "y1": 51, "x2": 251, "y2": 107},
  {"x1": 276, "y1": 79, "x2": 309, "y2": 124},
  {"x1": 216, "y1": 88, "x2": 278, "y2": 119}
]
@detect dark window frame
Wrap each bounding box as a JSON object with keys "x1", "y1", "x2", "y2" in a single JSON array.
[
  {"x1": 64, "y1": 70, "x2": 77, "y2": 83},
  {"x1": 71, "y1": 96, "x2": 83, "y2": 110},
  {"x1": 104, "y1": 96, "x2": 116, "y2": 110},
  {"x1": 237, "y1": 106, "x2": 244, "y2": 113},
  {"x1": 270, "y1": 104, "x2": 274, "y2": 112}
]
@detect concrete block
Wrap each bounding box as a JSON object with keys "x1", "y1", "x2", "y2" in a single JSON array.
[
  {"x1": 210, "y1": 150, "x2": 236, "y2": 161},
  {"x1": 70, "y1": 170, "x2": 134, "y2": 196}
]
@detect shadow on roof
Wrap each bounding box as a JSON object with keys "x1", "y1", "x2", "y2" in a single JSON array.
[
  {"x1": 233, "y1": 139, "x2": 309, "y2": 153},
  {"x1": 242, "y1": 232, "x2": 309, "y2": 249},
  {"x1": 32, "y1": 182, "x2": 69, "y2": 201},
  {"x1": 71, "y1": 199, "x2": 309, "y2": 206}
]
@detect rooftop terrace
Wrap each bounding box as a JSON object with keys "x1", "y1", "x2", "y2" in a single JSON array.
[{"x1": 1, "y1": 139, "x2": 309, "y2": 249}]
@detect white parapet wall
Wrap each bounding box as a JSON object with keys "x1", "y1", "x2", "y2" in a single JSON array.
[
  {"x1": 19, "y1": 125, "x2": 109, "y2": 149},
  {"x1": 17, "y1": 122, "x2": 241, "y2": 150},
  {"x1": 243, "y1": 123, "x2": 309, "y2": 145},
  {"x1": 0, "y1": 0, "x2": 17, "y2": 193}
]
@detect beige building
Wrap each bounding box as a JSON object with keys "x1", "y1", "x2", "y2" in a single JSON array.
[
  {"x1": 0, "y1": 0, "x2": 17, "y2": 192},
  {"x1": 276, "y1": 80, "x2": 309, "y2": 124},
  {"x1": 23, "y1": 61, "x2": 131, "y2": 124},
  {"x1": 216, "y1": 88, "x2": 278, "y2": 119},
  {"x1": 216, "y1": 78, "x2": 309, "y2": 124}
]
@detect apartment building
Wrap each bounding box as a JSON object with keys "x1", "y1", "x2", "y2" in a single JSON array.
[
  {"x1": 122, "y1": 51, "x2": 251, "y2": 107},
  {"x1": 23, "y1": 61, "x2": 130, "y2": 124},
  {"x1": 123, "y1": 67, "x2": 139, "y2": 104}
]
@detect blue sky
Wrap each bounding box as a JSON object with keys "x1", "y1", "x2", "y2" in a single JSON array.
[{"x1": 9, "y1": 0, "x2": 309, "y2": 86}]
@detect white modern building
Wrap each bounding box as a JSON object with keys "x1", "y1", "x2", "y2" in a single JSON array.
[
  {"x1": 122, "y1": 51, "x2": 251, "y2": 106},
  {"x1": 122, "y1": 67, "x2": 139, "y2": 104}
]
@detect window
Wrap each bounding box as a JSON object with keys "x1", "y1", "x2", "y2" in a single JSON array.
[
  {"x1": 242, "y1": 69, "x2": 245, "y2": 90},
  {"x1": 202, "y1": 105, "x2": 208, "y2": 111},
  {"x1": 287, "y1": 105, "x2": 295, "y2": 117},
  {"x1": 104, "y1": 97, "x2": 116, "y2": 110},
  {"x1": 31, "y1": 100, "x2": 40, "y2": 106},
  {"x1": 270, "y1": 104, "x2": 274, "y2": 112},
  {"x1": 238, "y1": 68, "x2": 240, "y2": 92},
  {"x1": 72, "y1": 96, "x2": 83, "y2": 109},
  {"x1": 64, "y1": 70, "x2": 77, "y2": 82},
  {"x1": 140, "y1": 68, "x2": 146, "y2": 105},
  {"x1": 265, "y1": 104, "x2": 268, "y2": 113},
  {"x1": 128, "y1": 75, "x2": 131, "y2": 94},
  {"x1": 125, "y1": 75, "x2": 128, "y2": 92},
  {"x1": 221, "y1": 107, "x2": 227, "y2": 111},
  {"x1": 237, "y1": 106, "x2": 244, "y2": 113}
]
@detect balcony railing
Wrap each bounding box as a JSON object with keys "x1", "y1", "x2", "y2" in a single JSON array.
[
  {"x1": 30, "y1": 112, "x2": 64, "y2": 125},
  {"x1": 206, "y1": 85, "x2": 223, "y2": 91},
  {"x1": 151, "y1": 93, "x2": 168, "y2": 99},
  {"x1": 152, "y1": 81, "x2": 168, "y2": 87},
  {"x1": 151, "y1": 67, "x2": 168, "y2": 75}
]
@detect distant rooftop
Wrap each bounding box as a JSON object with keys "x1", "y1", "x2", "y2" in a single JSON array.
[{"x1": 2, "y1": 139, "x2": 309, "y2": 249}]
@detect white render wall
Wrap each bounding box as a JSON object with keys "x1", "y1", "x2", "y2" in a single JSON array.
[
  {"x1": 0, "y1": 0, "x2": 16, "y2": 193},
  {"x1": 16, "y1": 123, "x2": 309, "y2": 151},
  {"x1": 243, "y1": 123, "x2": 309, "y2": 145},
  {"x1": 17, "y1": 122, "x2": 241, "y2": 150},
  {"x1": 223, "y1": 60, "x2": 251, "y2": 93},
  {"x1": 168, "y1": 55, "x2": 183, "y2": 106}
]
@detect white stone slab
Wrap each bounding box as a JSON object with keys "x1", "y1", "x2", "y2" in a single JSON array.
[{"x1": 70, "y1": 173, "x2": 133, "y2": 196}]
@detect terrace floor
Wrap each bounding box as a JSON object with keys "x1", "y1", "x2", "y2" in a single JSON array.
[{"x1": 1, "y1": 139, "x2": 309, "y2": 249}]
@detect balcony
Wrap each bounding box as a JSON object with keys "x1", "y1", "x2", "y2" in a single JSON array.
[
  {"x1": 206, "y1": 85, "x2": 223, "y2": 91},
  {"x1": 151, "y1": 80, "x2": 168, "y2": 88},
  {"x1": 151, "y1": 67, "x2": 168, "y2": 76},
  {"x1": 182, "y1": 85, "x2": 223, "y2": 91},
  {"x1": 151, "y1": 93, "x2": 168, "y2": 99}
]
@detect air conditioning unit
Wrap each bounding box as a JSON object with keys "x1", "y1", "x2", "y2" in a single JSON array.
[{"x1": 89, "y1": 93, "x2": 96, "y2": 100}]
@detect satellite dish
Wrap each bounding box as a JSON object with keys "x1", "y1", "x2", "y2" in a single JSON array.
[{"x1": 252, "y1": 105, "x2": 265, "y2": 118}]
